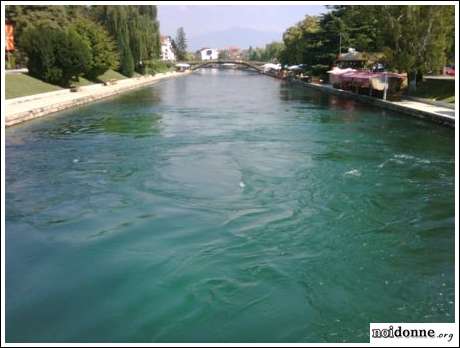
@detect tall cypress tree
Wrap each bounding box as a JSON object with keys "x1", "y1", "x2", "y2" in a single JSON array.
[
  {"x1": 118, "y1": 28, "x2": 134, "y2": 77},
  {"x1": 174, "y1": 27, "x2": 187, "y2": 61}
]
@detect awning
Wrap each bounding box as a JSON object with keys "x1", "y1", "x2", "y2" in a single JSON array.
[{"x1": 262, "y1": 63, "x2": 281, "y2": 71}]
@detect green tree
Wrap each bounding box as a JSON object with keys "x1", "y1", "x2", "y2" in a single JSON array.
[
  {"x1": 6, "y1": 5, "x2": 71, "y2": 67},
  {"x1": 263, "y1": 42, "x2": 284, "y2": 62},
  {"x1": 280, "y1": 15, "x2": 323, "y2": 66},
  {"x1": 6, "y1": 5, "x2": 70, "y2": 40},
  {"x1": 321, "y1": 6, "x2": 384, "y2": 53},
  {"x1": 8, "y1": 5, "x2": 161, "y2": 78},
  {"x1": 19, "y1": 25, "x2": 62, "y2": 83},
  {"x1": 378, "y1": 5, "x2": 454, "y2": 86},
  {"x1": 218, "y1": 49, "x2": 230, "y2": 60},
  {"x1": 279, "y1": 5, "x2": 454, "y2": 82},
  {"x1": 56, "y1": 28, "x2": 92, "y2": 84},
  {"x1": 174, "y1": 27, "x2": 187, "y2": 61},
  {"x1": 249, "y1": 48, "x2": 259, "y2": 61},
  {"x1": 185, "y1": 52, "x2": 196, "y2": 61},
  {"x1": 20, "y1": 25, "x2": 91, "y2": 86},
  {"x1": 92, "y1": 5, "x2": 160, "y2": 74},
  {"x1": 71, "y1": 17, "x2": 119, "y2": 79},
  {"x1": 118, "y1": 28, "x2": 135, "y2": 77},
  {"x1": 246, "y1": 46, "x2": 254, "y2": 61}
]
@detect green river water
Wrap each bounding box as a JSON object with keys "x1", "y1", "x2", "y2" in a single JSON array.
[{"x1": 5, "y1": 69, "x2": 455, "y2": 343}]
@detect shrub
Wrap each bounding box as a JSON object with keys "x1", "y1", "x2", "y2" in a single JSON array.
[
  {"x1": 6, "y1": 53, "x2": 16, "y2": 69},
  {"x1": 142, "y1": 60, "x2": 170, "y2": 75},
  {"x1": 70, "y1": 18, "x2": 119, "y2": 80},
  {"x1": 311, "y1": 64, "x2": 330, "y2": 77},
  {"x1": 20, "y1": 25, "x2": 60, "y2": 83},
  {"x1": 56, "y1": 29, "x2": 92, "y2": 85},
  {"x1": 10, "y1": 49, "x2": 28, "y2": 69},
  {"x1": 20, "y1": 25, "x2": 91, "y2": 86}
]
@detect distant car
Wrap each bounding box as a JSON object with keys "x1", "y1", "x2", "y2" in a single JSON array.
[{"x1": 443, "y1": 66, "x2": 455, "y2": 76}]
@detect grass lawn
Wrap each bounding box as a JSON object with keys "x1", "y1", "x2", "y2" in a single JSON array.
[
  {"x1": 6, "y1": 69, "x2": 128, "y2": 99},
  {"x1": 96, "y1": 69, "x2": 127, "y2": 83},
  {"x1": 72, "y1": 69, "x2": 128, "y2": 86},
  {"x1": 72, "y1": 76, "x2": 94, "y2": 87},
  {"x1": 409, "y1": 78, "x2": 455, "y2": 104},
  {"x1": 6, "y1": 73, "x2": 63, "y2": 99}
]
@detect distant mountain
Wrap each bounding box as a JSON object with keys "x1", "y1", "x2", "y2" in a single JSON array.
[{"x1": 188, "y1": 27, "x2": 282, "y2": 51}]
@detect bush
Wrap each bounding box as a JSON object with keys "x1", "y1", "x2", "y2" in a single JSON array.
[
  {"x1": 142, "y1": 60, "x2": 171, "y2": 75},
  {"x1": 20, "y1": 25, "x2": 91, "y2": 86},
  {"x1": 10, "y1": 49, "x2": 28, "y2": 69},
  {"x1": 56, "y1": 29, "x2": 92, "y2": 85},
  {"x1": 6, "y1": 53, "x2": 16, "y2": 69},
  {"x1": 20, "y1": 26, "x2": 59, "y2": 82},
  {"x1": 70, "y1": 18, "x2": 119, "y2": 80},
  {"x1": 311, "y1": 64, "x2": 330, "y2": 77}
]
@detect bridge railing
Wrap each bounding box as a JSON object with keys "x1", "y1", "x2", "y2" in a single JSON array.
[
  {"x1": 180, "y1": 60, "x2": 268, "y2": 66},
  {"x1": 182, "y1": 59, "x2": 268, "y2": 72}
]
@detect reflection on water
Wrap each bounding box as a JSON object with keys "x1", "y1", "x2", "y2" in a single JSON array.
[
  {"x1": 23, "y1": 89, "x2": 165, "y2": 139},
  {"x1": 38, "y1": 112, "x2": 162, "y2": 138},
  {"x1": 102, "y1": 112, "x2": 162, "y2": 136},
  {"x1": 5, "y1": 69, "x2": 455, "y2": 343}
]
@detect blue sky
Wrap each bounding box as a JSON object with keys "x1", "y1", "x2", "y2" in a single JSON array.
[{"x1": 158, "y1": 5, "x2": 327, "y2": 50}]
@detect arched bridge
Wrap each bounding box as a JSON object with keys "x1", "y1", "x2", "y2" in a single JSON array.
[{"x1": 184, "y1": 60, "x2": 266, "y2": 73}]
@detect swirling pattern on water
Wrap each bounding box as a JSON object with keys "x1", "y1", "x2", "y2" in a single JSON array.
[{"x1": 6, "y1": 69, "x2": 455, "y2": 343}]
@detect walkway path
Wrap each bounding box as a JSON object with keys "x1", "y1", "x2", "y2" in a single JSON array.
[
  {"x1": 5, "y1": 71, "x2": 191, "y2": 127},
  {"x1": 5, "y1": 68, "x2": 28, "y2": 74},
  {"x1": 301, "y1": 82, "x2": 455, "y2": 127}
]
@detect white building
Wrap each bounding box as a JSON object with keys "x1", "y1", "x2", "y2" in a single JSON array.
[
  {"x1": 199, "y1": 48, "x2": 219, "y2": 61},
  {"x1": 160, "y1": 36, "x2": 176, "y2": 61}
]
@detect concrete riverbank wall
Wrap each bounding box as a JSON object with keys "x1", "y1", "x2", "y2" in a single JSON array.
[{"x1": 5, "y1": 71, "x2": 192, "y2": 127}]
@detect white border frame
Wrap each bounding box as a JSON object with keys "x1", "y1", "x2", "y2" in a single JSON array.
[{"x1": 1, "y1": 1, "x2": 458, "y2": 346}]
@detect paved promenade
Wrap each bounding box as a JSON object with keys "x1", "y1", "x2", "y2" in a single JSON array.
[
  {"x1": 300, "y1": 82, "x2": 455, "y2": 127},
  {"x1": 5, "y1": 71, "x2": 191, "y2": 127}
]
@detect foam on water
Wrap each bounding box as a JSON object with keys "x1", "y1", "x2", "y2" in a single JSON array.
[{"x1": 344, "y1": 169, "x2": 361, "y2": 177}]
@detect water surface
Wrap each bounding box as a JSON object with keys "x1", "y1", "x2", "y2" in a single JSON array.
[{"x1": 6, "y1": 69, "x2": 455, "y2": 342}]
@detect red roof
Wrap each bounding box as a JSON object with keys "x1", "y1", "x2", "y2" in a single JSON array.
[{"x1": 160, "y1": 36, "x2": 170, "y2": 44}]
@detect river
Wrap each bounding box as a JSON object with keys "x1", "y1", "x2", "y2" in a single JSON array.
[{"x1": 5, "y1": 69, "x2": 455, "y2": 343}]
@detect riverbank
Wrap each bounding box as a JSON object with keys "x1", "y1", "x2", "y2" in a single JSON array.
[
  {"x1": 5, "y1": 71, "x2": 191, "y2": 127},
  {"x1": 5, "y1": 69, "x2": 455, "y2": 128},
  {"x1": 288, "y1": 79, "x2": 455, "y2": 128},
  {"x1": 5, "y1": 69, "x2": 130, "y2": 99}
]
